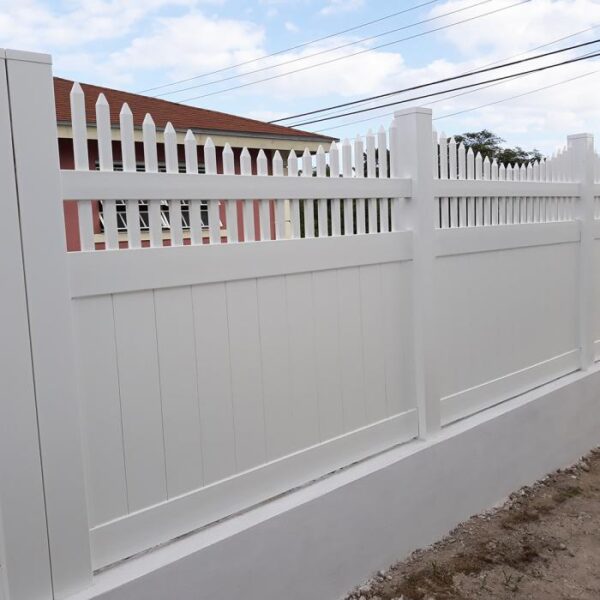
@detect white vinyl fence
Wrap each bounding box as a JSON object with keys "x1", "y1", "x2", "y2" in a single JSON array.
[{"x1": 1, "y1": 50, "x2": 600, "y2": 600}]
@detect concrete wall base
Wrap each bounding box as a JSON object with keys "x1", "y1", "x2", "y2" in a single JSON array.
[{"x1": 70, "y1": 365, "x2": 600, "y2": 600}]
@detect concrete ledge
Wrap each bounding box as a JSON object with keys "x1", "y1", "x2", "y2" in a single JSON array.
[{"x1": 70, "y1": 365, "x2": 600, "y2": 600}]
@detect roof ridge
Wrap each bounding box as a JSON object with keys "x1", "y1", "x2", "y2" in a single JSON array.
[{"x1": 54, "y1": 76, "x2": 336, "y2": 142}]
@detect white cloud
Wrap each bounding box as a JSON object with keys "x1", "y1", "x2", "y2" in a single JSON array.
[
  {"x1": 320, "y1": 0, "x2": 364, "y2": 16},
  {"x1": 284, "y1": 20, "x2": 299, "y2": 32}
]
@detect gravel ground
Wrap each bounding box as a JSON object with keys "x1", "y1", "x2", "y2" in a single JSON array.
[{"x1": 344, "y1": 447, "x2": 600, "y2": 600}]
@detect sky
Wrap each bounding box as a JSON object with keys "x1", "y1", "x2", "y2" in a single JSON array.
[{"x1": 2, "y1": 0, "x2": 600, "y2": 153}]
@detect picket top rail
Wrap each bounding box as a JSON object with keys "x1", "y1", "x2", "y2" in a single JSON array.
[{"x1": 60, "y1": 170, "x2": 412, "y2": 201}]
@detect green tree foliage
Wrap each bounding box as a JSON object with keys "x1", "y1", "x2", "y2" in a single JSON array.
[{"x1": 453, "y1": 129, "x2": 543, "y2": 165}]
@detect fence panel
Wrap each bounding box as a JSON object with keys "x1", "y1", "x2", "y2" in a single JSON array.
[{"x1": 70, "y1": 233, "x2": 417, "y2": 568}]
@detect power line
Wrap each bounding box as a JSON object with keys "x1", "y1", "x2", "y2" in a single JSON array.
[
  {"x1": 315, "y1": 65, "x2": 596, "y2": 134},
  {"x1": 179, "y1": 0, "x2": 530, "y2": 103},
  {"x1": 288, "y1": 49, "x2": 600, "y2": 126},
  {"x1": 312, "y1": 26, "x2": 600, "y2": 126},
  {"x1": 153, "y1": 0, "x2": 492, "y2": 98},
  {"x1": 433, "y1": 69, "x2": 599, "y2": 120},
  {"x1": 275, "y1": 37, "x2": 600, "y2": 125},
  {"x1": 139, "y1": 0, "x2": 442, "y2": 94}
]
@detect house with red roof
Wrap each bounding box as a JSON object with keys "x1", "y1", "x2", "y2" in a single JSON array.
[{"x1": 54, "y1": 77, "x2": 335, "y2": 250}]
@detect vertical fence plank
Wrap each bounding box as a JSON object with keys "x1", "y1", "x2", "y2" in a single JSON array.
[
  {"x1": 330, "y1": 142, "x2": 342, "y2": 235},
  {"x1": 241, "y1": 148, "x2": 255, "y2": 242},
  {"x1": 191, "y1": 283, "x2": 236, "y2": 484},
  {"x1": 342, "y1": 138, "x2": 353, "y2": 235},
  {"x1": 120, "y1": 103, "x2": 140, "y2": 249},
  {"x1": 165, "y1": 122, "x2": 183, "y2": 246},
  {"x1": 302, "y1": 149, "x2": 314, "y2": 238},
  {"x1": 113, "y1": 291, "x2": 167, "y2": 510},
  {"x1": 96, "y1": 93, "x2": 119, "y2": 251},
  {"x1": 223, "y1": 144, "x2": 238, "y2": 243},
  {"x1": 154, "y1": 287, "x2": 203, "y2": 497},
  {"x1": 354, "y1": 135, "x2": 366, "y2": 234},
  {"x1": 378, "y1": 126, "x2": 390, "y2": 232},
  {"x1": 143, "y1": 114, "x2": 162, "y2": 248},
  {"x1": 185, "y1": 130, "x2": 203, "y2": 245},
  {"x1": 70, "y1": 83, "x2": 94, "y2": 251},
  {"x1": 226, "y1": 280, "x2": 266, "y2": 470},
  {"x1": 288, "y1": 150, "x2": 301, "y2": 239},
  {"x1": 257, "y1": 149, "x2": 270, "y2": 241},
  {"x1": 273, "y1": 151, "x2": 286, "y2": 240},
  {"x1": 204, "y1": 138, "x2": 220, "y2": 244},
  {"x1": 316, "y1": 145, "x2": 328, "y2": 237},
  {"x1": 366, "y1": 130, "x2": 377, "y2": 233}
]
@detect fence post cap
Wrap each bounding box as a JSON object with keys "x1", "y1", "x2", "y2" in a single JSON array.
[{"x1": 393, "y1": 106, "x2": 432, "y2": 118}]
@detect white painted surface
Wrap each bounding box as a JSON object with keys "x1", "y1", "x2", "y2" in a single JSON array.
[
  {"x1": 5, "y1": 50, "x2": 92, "y2": 597},
  {"x1": 69, "y1": 365, "x2": 600, "y2": 600},
  {"x1": 0, "y1": 49, "x2": 53, "y2": 600},
  {"x1": 436, "y1": 240, "x2": 579, "y2": 425}
]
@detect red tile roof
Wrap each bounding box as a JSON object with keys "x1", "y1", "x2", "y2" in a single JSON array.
[{"x1": 53, "y1": 77, "x2": 335, "y2": 143}]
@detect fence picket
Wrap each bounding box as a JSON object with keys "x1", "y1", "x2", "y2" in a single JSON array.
[
  {"x1": 273, "y1": 151, "x2": 285, "y2": 240},
  {"x1": 184, "y1": 130, "x2": 203, "y2": 245},
  {"x1": 96, "y1": 93, "x2": 118, "y2": 250},
  {"x1": 120, "y1": 103, "x2": 140, "y2": 249},
  {"x1": 342, "y1": 139, "x2": 353, "y2": 235},
  {"x1": 70, "y1": 83, "x2": 94, "y2": 251},
  {"x1": 241, "y1": 148, "x2": 255, "y2": 242},
  {"x1": 142, "y1": 114, "x2": 162, "y2": 248},
  {"x1": 330, "y1": 142, "x2": 342, "y2": 236},
  {"x1": 204, "y1": 137, "x2": 220, "y2": 244},
  {"x1": 257, "y1": 149, "x2": 271, "y2": 241},
  {"x1": 164, "y1": 122, "x2": 183, "y2": 246},
  {"x1": 223, "y1": 144, "x2": 238, "y2": 243},
  {"x1": 366, "y1": 130, "x2": 377, "y2": 233},
  {"x1": 288, "y1": 150, "x2": 301, "y2": 239},
  {"x1": 302, "y1": 149, "x2": 314, "y2": 238},
  {"x1": 316, "y1": 146, "x2": 328, "y2": 237},
  {"x1": 354, "y1": 136, "x2": 366, "y2": 234},
  {"x1": 377, "y1": 126, "x2": 389, "y2": 232}
]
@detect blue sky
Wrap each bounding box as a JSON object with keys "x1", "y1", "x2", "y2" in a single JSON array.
[{"x1": 2, "y1": 0, "x2": 600, "y2": 153}]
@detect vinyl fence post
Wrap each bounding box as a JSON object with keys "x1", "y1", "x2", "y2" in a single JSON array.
[
  {"x1": 568, "y1": 133, "x2": 595, "y2": 368},
  {"x1": 393, "y1": 107, "x2": 441, "y2": 437},
  {"x1": 4, "y1": 50, "x2": 92, "y2": 597},
  {"x1": 0, "y1": 49, "x2": 53, "y2": 600}
]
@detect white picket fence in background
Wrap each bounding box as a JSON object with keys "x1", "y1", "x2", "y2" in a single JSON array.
[{"x1": 2, "y1": 50, "x2": 600, "y2": 600}]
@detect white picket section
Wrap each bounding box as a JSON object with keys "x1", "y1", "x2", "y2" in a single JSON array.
[
  {"x1": 377, "y1": 126, "x2": 389, "y2": 233},
  {"x1": 316, "y1": 146, "x2": 328, "y2": 237},
  {"x1": 96, "y1": 94, "x2": 118, "y2": 250},
  {"x1": 202, "y1": 141, "x2": 222, "y2": 238},
  {"x1": 288, "y1": 150, "x2": 301, "y2": 239},
  {"x1": 223, "y1": 143, "x2": 238, "y2": 243},
  {"x1": 273, "y1": 151, "x2": 285, "y2": 239},
  {"x1": 119, "y1": 103, "x2": 141, "y2": 249},
  {"x1": 184, "y1": 130, "x2": 202, "y2": 246},
  {"x1": 257, "y1": 149, "x2": 270, "y2": 241},
  {"x1": 70, "y1": 83, "x2": 94, "y2": 251},
  {"x1": 354, "y1": 135, "x2": 366, "y2": 235},
  {"x1": 330, "y1": 142, "x2": 342, "y2": 236},
  {"x1": 342, "y1": 138, "x2": 353, "y2": 235},
  {"x1": 142, "y1": 114, "x2": 162, "y2": 248},
  {"x1": 302, "y1": 149, "x2": 314, "y2": 239}
]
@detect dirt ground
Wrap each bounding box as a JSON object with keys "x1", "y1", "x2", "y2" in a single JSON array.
[{"x1": 344, "y1": 447, "x2": 600, "y2": 600}]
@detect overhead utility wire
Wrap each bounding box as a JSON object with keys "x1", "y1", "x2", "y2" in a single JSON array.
[
  {"x1": 311, "y1": 26, "x2": 600, "y2": 125},
  {"x1": 139, "y1": 0, "x2": 442, "y2": 94},
  {"x1": 274, "y1": 37, "x2": 600, "y2": 124},
  {"x1": 152, "y1": 0, "x2": 492, "y2": 98},
  {"x1": 180, "y1": 0, "x2": 530, "y2": 102},
  {"x1": 432, "y1": 69, "x2": 600, "y2": 121},
  {"x1": 288, "y1": 49, "x2": 600, "y2": 126}
]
